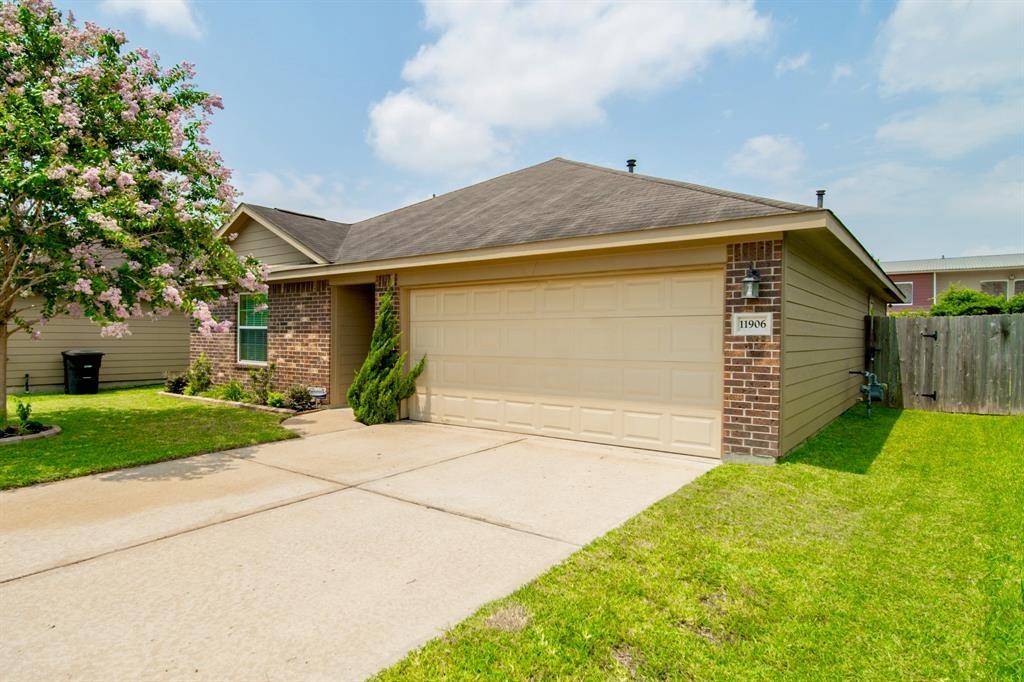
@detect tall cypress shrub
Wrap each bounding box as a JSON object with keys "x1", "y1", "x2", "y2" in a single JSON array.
[{"x1": 346, "y1": 288, "x2": 426, "y2": 424}]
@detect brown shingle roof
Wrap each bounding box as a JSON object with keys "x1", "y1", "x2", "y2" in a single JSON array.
[
  {"x1": 244, "y1": 204, "x2": 350, "y2": 263},
  {"x1": 243, "y1": 158, "x2": 818, "y2": 265}
]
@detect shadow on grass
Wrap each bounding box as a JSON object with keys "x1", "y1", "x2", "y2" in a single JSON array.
[
  {"x1": 0, "y1": 400, "x2": 294, "y2": 488},
  {"x1": 782, "y1": 405, "x2": 901, "y2": 474}
]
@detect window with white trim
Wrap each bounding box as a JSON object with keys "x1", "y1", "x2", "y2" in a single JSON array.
[
  {"x1": 980, "y1": 280, "x2": 1009, "y2": 299},
  {"x1": 1014, "y1": 279, "x2": 1023, "y2": 296},
  {"x1": 237, "y1": 294, "x2": 267, "y2": 364},
  {"x1": 894, "y1": 281, "x2": 913, "y2": 306}
]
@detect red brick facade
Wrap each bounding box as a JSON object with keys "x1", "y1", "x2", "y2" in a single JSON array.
[
  {"x1": 722, "y1": 240, "x2": 782, "y2": 461},
  {"x1": 189, "y1": 280, "x2": 331, "y2": 398}
]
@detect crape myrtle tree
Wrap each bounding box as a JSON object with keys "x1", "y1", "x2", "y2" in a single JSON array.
[{"x1": 0, "y1": 0, "x2": 265, "y2": 418}]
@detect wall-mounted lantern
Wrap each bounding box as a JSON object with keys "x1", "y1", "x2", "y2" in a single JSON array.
[{"x1": 741, "y1": 266, "x2": 761, "y2": 300}]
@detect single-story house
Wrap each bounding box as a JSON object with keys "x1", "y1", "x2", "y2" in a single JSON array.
[
  {"x1": 7, "y1": 300, "x2": 187, "y2": 393},
  {"x1": 880, "y1": 253, "x2": 1024, "y2": 311},
  {"x1": 194, "y1": 158, "x2": 902, "y2": 462}
]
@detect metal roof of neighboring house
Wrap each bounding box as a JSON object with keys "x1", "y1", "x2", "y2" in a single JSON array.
[
  {"x1": 233, "y1": 158, "x2": 818, "y2": 265},
  {"x1": 881, "y1": 253, "x2": 1024, "y2": 274},
  {"x1": 242, "y1": 204, "x2": 350, "y2": 263}
]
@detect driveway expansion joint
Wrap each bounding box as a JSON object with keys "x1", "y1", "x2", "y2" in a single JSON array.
[
  {"x1": 0, "y1": 485, "x2": 350, "y2": 585},
  {"x1": 357, "y1": 486, "x2": 582, "y2": 549}
]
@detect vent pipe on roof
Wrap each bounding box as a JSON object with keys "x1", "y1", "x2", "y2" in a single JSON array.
[
  {"x1": 626, "y1": 159, "x2": 637, "y2": 173},
  {"x1": 816, "y1": 189, "x2": 826, "y2": 208}
]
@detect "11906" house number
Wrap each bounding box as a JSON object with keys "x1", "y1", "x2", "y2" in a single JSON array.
[{"x1": 731, "y1": 312, "x2": 773, "y2": 336}]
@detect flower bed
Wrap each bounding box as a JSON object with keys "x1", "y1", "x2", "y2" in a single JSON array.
[
  {"x1": 163, "y1": 356, "x2": 319, "y2": 413},
  {"x1": 157, "y1": 392, "x2": 297, "y2": 414},
  {"x1": 0, "y1": 425, "x2": 61, "y2": 445}
]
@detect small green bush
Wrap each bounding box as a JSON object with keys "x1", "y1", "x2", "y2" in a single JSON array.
[
  {"x1": 347, "y1": 288, "x2": 425, "y2": 425},
  {"x1": 284, "y1": 385, "x2": 317, "y2": 412},
  {"x1": 218, "y1": 380, "x2": 247, "y2": 402},
  {"x1": 164, "y1": 372, "x2": 188, "y2": 394},
  {"x1": 14, "y1": 400, "x2": 44, "y2": 434},
  {"x1": 266, "y1": 391, "x2": 287, "y2": 408},
  {"x1": 1007, "y1": 291, "x2": 1024, "y2": 314},
  {"x1": 930, "y1": 286, "x2": 1007, "y2": 316},
  {"x1": 184, "y1": 353, "x2": 213, "y2": 395},
  {"x1": 247, "y1": 362, "x2": 275, "y2": 405},
  {"x1": 888, "y1": 310, "x2": 930, "y2": 318}
]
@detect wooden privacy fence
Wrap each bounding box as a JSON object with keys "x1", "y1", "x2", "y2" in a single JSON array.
[{"x1": 868, "y1": 314, "x2": 1023, "y2": 415}]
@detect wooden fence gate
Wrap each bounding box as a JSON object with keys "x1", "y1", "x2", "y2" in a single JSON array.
[{"x1": 868, "y1": 314, "x2": 1023, "y2": 415}]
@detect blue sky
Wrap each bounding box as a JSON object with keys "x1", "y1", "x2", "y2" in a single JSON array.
[{"x1": 62, "y1": 0, "x2": 1023, "y2": 260}]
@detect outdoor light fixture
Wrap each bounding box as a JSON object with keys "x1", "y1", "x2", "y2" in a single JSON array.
[{"x1": 741, "y1": 266, "x2": 761, "y2": 300}]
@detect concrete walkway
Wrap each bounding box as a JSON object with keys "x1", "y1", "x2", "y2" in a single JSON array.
[{"x1": 0, "y1": 412, "x2": 716, "y2": 681}]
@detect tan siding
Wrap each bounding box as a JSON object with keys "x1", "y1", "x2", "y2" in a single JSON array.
[
  {"x1": 7, "y1": 303, "x2": 188, "y2": 391},
  {"x1": 229, "y1": 216, "x2": 313, "y2": 266},
  {"x1": 781, "y1": 237, "x2": 870, "y2": 453},
  {"x1": 330, "y1": 285, "x2": 374, "y2": 406}
]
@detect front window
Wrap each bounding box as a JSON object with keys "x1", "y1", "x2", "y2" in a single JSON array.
[
  {"x1": 237, "y1": 294, "x2": 268, "y2": 364},
  {"x1": 980, "y1": 280, "x2": 1009, "y2": 300}
]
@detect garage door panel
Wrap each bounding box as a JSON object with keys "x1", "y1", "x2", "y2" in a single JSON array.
[{"x1": 409, "y1": 270, "x2": 723, "y2": 457}]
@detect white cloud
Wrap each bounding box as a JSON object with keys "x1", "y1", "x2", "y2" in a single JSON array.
[
  {"x1": 831, "y1": 63, "x2": 853, "y2": 82},
  {"x1": 879, "y1": 0, "x2": 1023, "y2": 95},
  {"x1": 368, "y1": 91, "x2": 506, "y2": 174},
  {"x1": 369, "y1": 0, "x2": 770, "y2": 173},
  {"x1": 236, "y1": 171, "x2": 377, "y2": 223},
  {"x1": 726, "y1": 134, "x2": 805, "y2": 184},
  {"x1": 99, "y1": 0, "x2": 201, "y2": 38},
  {"x1": 876, "y1": 96, "x2": 1023, "y2": 158},
  {"x1": 775, "y1": 51, "x2": 810, "y2": 77},
  {"x1": 826, "y1": 157, "x2": 1024, "y2": 259}
]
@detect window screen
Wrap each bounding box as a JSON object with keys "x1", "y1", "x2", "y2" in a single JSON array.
[{"x1": 238, "y1": 295, "x2": 268, "y2": 363}]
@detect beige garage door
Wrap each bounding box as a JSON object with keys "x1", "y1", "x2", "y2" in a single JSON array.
[{"x1": 408, "y1": 270, "x2": 723, "y2": 457}]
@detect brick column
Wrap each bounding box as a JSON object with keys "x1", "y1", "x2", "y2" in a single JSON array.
[
  {"x1": 374, "y1": 273, "x2": 399, "y2": 321},
  {"x1": 722, "y1": 240, "x2": 782, "y2": 463}
]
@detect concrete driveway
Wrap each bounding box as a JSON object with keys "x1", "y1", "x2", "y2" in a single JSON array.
[{"x1": 0, "y1": 413, "x2": 715, "y2": 681}]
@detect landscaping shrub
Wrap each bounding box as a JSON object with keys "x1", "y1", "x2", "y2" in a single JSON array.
[
  {"x1": 247, "y1": 362, "x2": 276, "y2": 405},
  {"x1": 347, "y1": 288, "x2": 426, "y2": 425},
  {"x1": 184, "y1": 353, "x2": 213, "y2": 395},
  {"x1": 1007, "y1": 291, "x2": 1024, "y2": 314},
  {"x1": 9, "y1": 401, "x2": 44, "y2": 435},
  {"x1": 930, "y1": 286, "x2": 1007, "y2": 316},
  {"x1": 164, "y1": 372, "x2": 188, "y2": 394},
  {"x1": 218, "y1": 380, "x2": 247, "y2": 402},
  {"x1": 284, "y1": 385, "x2": 316, "y2": 412},
  {"x1": 266, "y1": 392, "x2": 287, "y2": 408}
]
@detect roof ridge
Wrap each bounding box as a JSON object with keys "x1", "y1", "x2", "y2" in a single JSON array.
[
  {"x1": 336, "y1": 159, "x2": 564, "y2": 259},
  {"x1": 552, "y1": 158, "x2": 816, "y2": 212}
]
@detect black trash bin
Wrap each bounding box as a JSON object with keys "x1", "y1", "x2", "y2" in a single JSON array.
[{"x1": 62, "y1": 350, "x2": 105, "y2": 394}]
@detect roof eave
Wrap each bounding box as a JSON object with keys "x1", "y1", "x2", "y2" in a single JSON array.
[{"x1": 218, "y1": 204, "x2": 330, "y2": 265}]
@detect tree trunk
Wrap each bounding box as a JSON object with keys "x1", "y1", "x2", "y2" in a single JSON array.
[{"x1": 0, "y1": 324, "x2": 7, "y2": 424}]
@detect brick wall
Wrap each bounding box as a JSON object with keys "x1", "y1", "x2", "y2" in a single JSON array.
[
  {"x1": 722, "y1": 240, "x2": 782, "y2": 461},
  {"x1": 267, "y1": 280, "x2": 331, "y2": 393},
  {"x1": 189, "y1": 279, "x2": 331, "y2": 397},
  {"x1": 189, "y1": 296, "x2": 246, "y2": 385}
]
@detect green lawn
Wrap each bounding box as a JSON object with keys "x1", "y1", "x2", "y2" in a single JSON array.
[
  {"x1": 0, "y1": 386, "x2": 297, "y2": 489},
  {"x1": 377, "y1": 408, "x2": 1024, "y2": 680}
]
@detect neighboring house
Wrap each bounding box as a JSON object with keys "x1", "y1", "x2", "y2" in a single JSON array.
[
  {"x1": 6, "y1": 301, "x2": 187, "y2": 393},
  {"x1": 194, "y1": 158, "x2": 902, "y2": 463},
  {"x1": 880, "y1": 253, "x2": 1024, "y2": 311}
]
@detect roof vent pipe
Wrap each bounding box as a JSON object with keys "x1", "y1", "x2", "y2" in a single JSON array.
[
  {"x1": 626, "y1": 159, "x2": 637, "y2": 173},
  {"x1": 816, "y1": 189, "x2": 826, "y2": 208}
]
